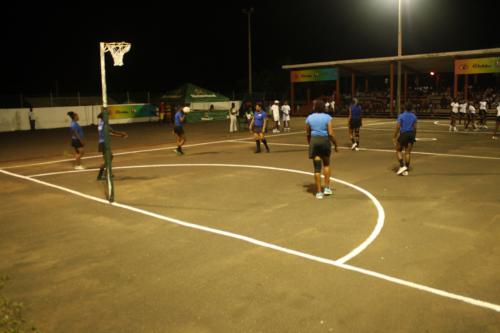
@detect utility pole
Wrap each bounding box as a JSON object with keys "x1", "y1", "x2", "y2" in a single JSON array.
[
  {"x1": 396, "y1": 0, "x2": 402, "y2": 114},
  {"x1": 242, "y1": 7, "x2": 254, "y2": 95}
]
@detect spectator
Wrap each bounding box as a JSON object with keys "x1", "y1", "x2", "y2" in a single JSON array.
[
  {"x1": 271, "y1": 100, "x2": 280, "y2": 133},
  {"x1": 229, "y1": 102, "x2": 238, "y2": 133},
  {"x1": 28, "y1": 106, "x2": 36, "y2": 131}
]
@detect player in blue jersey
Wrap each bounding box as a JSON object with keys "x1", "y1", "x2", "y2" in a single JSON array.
[
  {"x1": 173, "y1": 106, "x2": 189, "y2": 155},
  {"x1": 249, "y1": 103, "x2": 270, "y2": 153},
  {"x1": 393, "y1": 103, "x2": 417, "y2": 176},
  {"x1": 67, "y1": 111, "x2": 86, "y2": 170},
  {"x1": 348, "y1": 98, "x2": 362, "y2": 151},
  {"x1": 306, "y1": 100, "x2": 339, "y2": 199},
  {"x1": 96, "y1": 112, "x2": 128, "y2": 181}
]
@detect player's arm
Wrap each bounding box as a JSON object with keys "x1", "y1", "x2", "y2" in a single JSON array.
[
  {"x1": 327, "y1": 119, "x2": 338, "y2": 152},
  {"x1": 348, "y1": 106, "x2": 352, "y2": 123},
  {"x1": 262, "y1": 117, "x2": 267, "y2": 133},
  {"x1": 249, "y1": 118, "x2": 254, "y2": 131},
  {"x1": 306, "y1": 123, "x2": 311, "y2": 144},
  {"x1": 392, "y1": 122, "x2": 401, "y2": 145},
  {"x1": 110, "y1": 128, "x2": 128, "y2": 138}
]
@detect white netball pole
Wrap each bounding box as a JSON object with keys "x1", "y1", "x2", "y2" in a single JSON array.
[{"x1": 99, "y1": 42, "x2": 131, "y2": 202}]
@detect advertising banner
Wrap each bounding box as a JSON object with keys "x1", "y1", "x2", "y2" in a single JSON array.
[
  {"x1": 455, "y1": 57, "x2": 500, "y2": 75},
  {"x1": 108, "y1": 104, "x2": 156, "y2": 119},
  {"x1": 291, "y1": 68, "x2": 338, "y2": 83}
]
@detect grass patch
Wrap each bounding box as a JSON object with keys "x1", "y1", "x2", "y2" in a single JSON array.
[{"x1": 0, "y1": 276, "x2": 40, "y2": 333}]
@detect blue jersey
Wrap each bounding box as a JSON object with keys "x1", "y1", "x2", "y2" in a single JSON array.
[
  {"x1": 397, "y1": 111, "x2": 417, "y2": 134},
  {"x1": 350, "y1": 104, "x2": 362, "y2": 119},
  {"x1": 97, "y1": 119, "x2": 114, "y2": 143},
  {"x1": 306, "y1": 113, "x2": 332, "y2": 137},
  {"x1": 253, "y1": 111, "x2": 267, "y2": 127},
  {"x1": 174, "y1": 111, "x2": 184, "y2": 127},
  {"x1": 70, "y1": 121, "x2": 84, "y2": 140}
]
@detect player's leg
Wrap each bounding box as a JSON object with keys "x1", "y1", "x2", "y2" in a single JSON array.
[
  {"x1": 404, "y1": 142, "x2": 413, "y2": 170},
  {"x1": 313, "y1": 156, "x2": 323, "y2": 198},
  {"x1": 253, "y1": 131, "x2": 261, "y2": 153},
  {"x1": 322, "y1": 156, "x2": 333, "y2": 195},
  {"x1": 354, "y1": 127, "x2": 360, "y2": 149},
  {"x1": 97, "y1": 142, "x2": 106, "y2": 180},
  {"x1": 260, "y1": 132, "x2": 269, "y2": 152},
  {"x1": 76, "y1": 146, "x2": 84, "y2": 166},
  {"x1": 482, "y1": 111, "x2": 488, "y2": 128},
  {"x1": 349, "y1": 127, "x2": 356, "y2": 150},
  {"x1": 178, "y1": 132, "x2": 185, "y2": 153},
  {"x1": 395, "y1": 139, "x2": 407, "y2": 175}
]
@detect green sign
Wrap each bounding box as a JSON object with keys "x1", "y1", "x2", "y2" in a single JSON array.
[
  {"x1": 108, "y1": 104, "x2": 156, "y2": 119},
  {"x1": 291, "y1": 68, "x2": 338, "y2": 82}
]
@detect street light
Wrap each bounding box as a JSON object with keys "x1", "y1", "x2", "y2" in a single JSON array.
[
  {"x1": 242, "y1": 7, "x2": 254, "y2": 95},
  {"x1": 396, "y1": 0, "x2": 402, "y2": 114}
]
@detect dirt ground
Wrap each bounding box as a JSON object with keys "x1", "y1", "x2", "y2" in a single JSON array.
[{"x1": 0, "y1": 117, "x2": 499, "y2": 332}]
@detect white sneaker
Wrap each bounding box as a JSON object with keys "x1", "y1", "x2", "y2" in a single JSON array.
[
  {"x1": 397, "y1": 166, "x2": 408, "y2": 175},
  {"x1": 483, "y1": 125, "x2": 488, "y2": 129},
  {"x1": 74, "y1": 165, "x2": 86, "y2": 170},
  {"x1": 355, "y1": 147, "x2": 359, "y2": 151},
  {"x1": 315, "y1": 192, "x2": 324, "y2": 199},
  {"x1": 351, "y1": 143, "x2": 357, "y2": 150},
  {"x1": 402, "y1": 170, "x2": 409, "y2": 176},
  {"x1": 323, "y1": 187, "x2": 333, "y2": 196}
]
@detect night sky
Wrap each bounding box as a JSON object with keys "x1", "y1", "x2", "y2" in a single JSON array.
[{"x1": 2, "y1": 0, "x2": 499, "y2": 95}]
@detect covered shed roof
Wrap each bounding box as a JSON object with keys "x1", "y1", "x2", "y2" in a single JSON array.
[{"x1": 282, "y1": 48, "x2": 500, "y2": 77}]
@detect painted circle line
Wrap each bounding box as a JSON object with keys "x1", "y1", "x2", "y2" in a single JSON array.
[
  {"x1": 29, "y1": 163, "x2": 385, "y2": 265},
  {"x1": 3, "y1": 167, "x2": 499, "y2": 312},
  {"x1": 433, "y1": 120, "x2": 449, "y2": 127},
  {"x1": 416, "y1": 137, "x2": 438, "y2": 142}
]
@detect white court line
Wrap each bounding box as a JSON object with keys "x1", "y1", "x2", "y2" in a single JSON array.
[
  {"x1": 1, "y1": 166, "x2": 499, "y2": 313},
  {"x1": 0, "y1": 120, "x2": 394, "y2": 170},
  {"x1": 0, "y1": 138, "x2": 247, "y2": 170},
  {"x1": 362, "y1": 127, "x2": 494, "y2": 135},
  {"x1": 28, "y1": 163, "x2": 384, "y2": 265},
  {"x1": 229, "y1": 141, "x2": 500, "y2": 161}
]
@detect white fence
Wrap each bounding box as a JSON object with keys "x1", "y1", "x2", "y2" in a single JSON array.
[{"x1": 0, "y1": 104, "x2": 158, "y2": 132}]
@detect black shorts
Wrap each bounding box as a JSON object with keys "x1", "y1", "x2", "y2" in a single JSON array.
[
  {"x1": 309, "y1": 136, "x2": 331, "y2": 159},
  {"x1": 496, "y1": 116, "x2": 500, "y2": 122},
  {"x1": 252, "y1": 125, "x2": 265, "y2": 134},
  {"x1": 173, "y1": 126, "x2": 185, "y2": 135},
  {"x1": 350, "y1": 118, "x2": 362, "y2": 129},
  {"x1": 71, "y1": 139, "x2": 83, "y2": 150},
  {"x1": 398, "y1": 131, "x2": 416, "y2": 148},
  {"x1": 98, "y1": 142, "x2": 106, "y2": 154}
]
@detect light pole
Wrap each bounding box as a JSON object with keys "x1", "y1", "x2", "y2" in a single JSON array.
[
  {"x1": 242, "y1": 7, "x2": 254, "y2": 95},
  {"x1": 396, "y1": 0, "x2": 402, "y2": 114}
]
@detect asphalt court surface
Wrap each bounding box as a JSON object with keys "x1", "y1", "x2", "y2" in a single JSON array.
[{"x1": 0, "y1": 117, "x2": 499, "y2": 332}]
